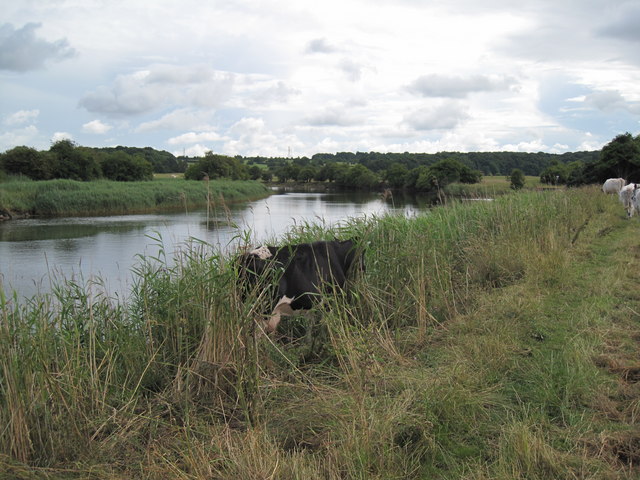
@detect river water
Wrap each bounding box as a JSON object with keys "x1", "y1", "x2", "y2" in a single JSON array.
[{"x1": 0, "y1": 190, "x2": 421, "y2": 300}]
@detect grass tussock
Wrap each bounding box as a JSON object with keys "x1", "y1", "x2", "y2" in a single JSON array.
[
  {"x1": 0, "y1": 178, "x2": 270, "y2": 217},
  {"x1": 1, "y1": 186, "x2": 639, "y2": 478}
]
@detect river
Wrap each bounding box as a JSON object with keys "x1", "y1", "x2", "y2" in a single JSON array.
[{"x1": 0, "y1": 190, "x2": 422, "y2": 301}]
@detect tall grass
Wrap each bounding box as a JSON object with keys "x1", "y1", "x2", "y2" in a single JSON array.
[
  {"x1": 0, "y1": 186, "x2": 637, "y2": 478},
  {"x1": 0, "y1": 178, "x2": 270, "y2": 217}
]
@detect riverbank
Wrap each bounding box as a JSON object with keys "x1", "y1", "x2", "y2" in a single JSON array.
[
  {"x1": 0, "y1": 178, "x2": 271, "y2": 218},
  {"x1": 1, "y1": 187, "x2": 638, "y2": 478}
]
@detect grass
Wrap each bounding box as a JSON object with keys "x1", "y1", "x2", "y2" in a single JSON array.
[
  {"x1": 0, "y1": 186, "x2": 639, "y2": 478},
  {"x1": 0, "y1": 178, "x2": 270, "y2": 217},
  {"x1": 443, "y1": 175, "x2": 556, "y2": 198}
]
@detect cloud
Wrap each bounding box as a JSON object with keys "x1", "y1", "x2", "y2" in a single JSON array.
[
  {"x1": 51, "y1": 131, "x2": 72, "y2": 143},
  {"x1": 178, "y1": 144, "x2": 214, "y2": 157},
  {"x1": 0, "y1": 23, "x2": 76, "y2": 72},
  {"x1": 403, "y1": 102, "x2": 469, "y2": 130},
  {"x1": 305, "y1": 38, "x2": 339, "y2": 54},
  {"x1": 406, "y1": 74, "x2": 516, "y2": 98},
  {"x1": 598, "y1": 4, "x2": 640, "y2": 42},
  {"x1": 304, "y1": 105, "x2": 357, "y2": 126},
  {"x1": 136, "y1": 108, "x2": 216, "y2": 133},
  {"x1": 82, "y1": 119, "x2": 112, "y2": 134},
  {"x1": 0, "y1": 125, "x2": 39, "y2": 152},
  {"x1": 339, "y1": 58, "x2": 367, "y2": 82},
  {"x1": 582, "y1": 90, "x2": 640, "y2": 114},
  {"x1": 167, "y1": 131, "x2": 224, "y2": 145},
  {"x1": 4, "y1": 109, "x2": 39, "y2": 126},
  {"x1": 79, "y1": 65, "x2": 235, "y2": 117}
]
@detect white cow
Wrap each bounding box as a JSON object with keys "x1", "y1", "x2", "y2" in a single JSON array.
[
  {"x1": 602, "y1": 178, "x2": 626, "y2": 194},
  {"x1": 632, "y1": 185, "x2": 640, "y2": 218},
  {"x1": 619, "y1": 183, "x2": 636, "y2": 218}
]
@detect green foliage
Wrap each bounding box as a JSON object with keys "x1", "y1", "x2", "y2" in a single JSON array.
[
  {"x1": 510, "y1": 168, "x2": 525, "y2": 190},
  {"x1": 588, "y1": 132, "x2": 640, "y2": 183},
  {"x1": 0, "y1": 146, "x2": 52, "y2": 180},
  {"x1": 50, "y1": 139, "x2": 101, "y2": 181},
  {"x1": 95, "y1": 145, "x2": 186, "y2": 173},
  {"x1": 100, "y1": 151, "x2": 154, "y2": 181},
  {"x1": 384, "y1": 162, "x2": 409, "y2": 188},
  {"x1": 185, "y1": 151, "x2": 249, "y2": 180},
  {"x1": 405, "y1": 158, "x2": 482, "y2": 193},
  {"x1": 336, "y1": 163, "x2": 380, "y2": 189}
]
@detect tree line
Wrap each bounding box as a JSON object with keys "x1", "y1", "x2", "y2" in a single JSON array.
[
  {"x1": 0, "y1": 141, "x2": 179, "y2": 182},
  {"x1": 2, "y1": 133, "x2": 639, "y2": 192}
]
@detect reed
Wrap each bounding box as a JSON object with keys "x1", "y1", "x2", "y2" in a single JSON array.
[
  {"x1": 0, "y1": 178, "x2": 270, "y2": 217},
  {"x1": 0, "y1": 186, "x2": 638, "y2": 478}
]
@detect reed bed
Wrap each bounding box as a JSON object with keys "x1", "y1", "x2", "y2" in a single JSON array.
[
  {"x1": 1, "y1": 186, "x2": 638, "y2": 478},
  {"x1": 0, "y1": 178, "x2": 270, "y2": 217}
]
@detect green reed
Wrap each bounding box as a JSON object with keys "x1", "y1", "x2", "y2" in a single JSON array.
[{"x1": 0, "y1": 178, "x2": 270, "y2": 216}]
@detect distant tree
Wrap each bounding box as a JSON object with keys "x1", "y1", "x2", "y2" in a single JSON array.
[
  {"x1": 510, "y1": 169, "x2": 525, "y2": 190},
  {"x1": 336, "y1": 164, "x2": 380, "y2": 189},
  {"x1": 248, "y1": 165, "x2": 262, "y2": 180},
  {"x1": 184, "y1": 152, "x2": 248, "y2": 180},
  {"x1": 315, "y1": 163, "x2": 340, "y2": 182},
  {"x1": 1, "y1": 146, "x2": 52, "y2": 180},
  {"x1": 297, "y1": 165, "x2": 317, "y2": 183},
  {"x1": 384, "y1": 163, "x2": 409, "y2": 189},
  {"x1": 540, "y1": 159, "x2": 567, "y2": 185},
  {"x1": 100, "y1": 151, "x2": 153, "y2": 181},
  {"x1": 407, "y1": 158, "x2": 482, "y2": 192},
  {"x1": 592, "y1": 132, "x2": 640, "y2": 183},
  {"x1": 50, "y1": 139, "x2": 101, "y2": 181}
]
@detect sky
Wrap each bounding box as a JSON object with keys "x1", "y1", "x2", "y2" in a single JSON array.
[{"x1": 2, "y1": 0, "x2": 640, "y2": 158}]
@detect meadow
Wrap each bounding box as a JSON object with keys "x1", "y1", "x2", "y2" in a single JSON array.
[
  {"x1": 0, "y1": 186, "x2": 638, "y2": 479},
  {"x1": 0, "y1": 178, "x2": 270, "y2": 217}
]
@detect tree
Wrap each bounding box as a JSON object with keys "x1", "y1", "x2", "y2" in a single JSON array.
[
  {"x1": 510, "y1": 169, "x2": 525, "y2": 190},
  {"x1": 594, "y1": 132, "x2": 640, "y2": 183},
  {"x1": 384, "y1": 163, "x2": 409, "y2": 189},
  {"x1": 184, "y1": 152, "x2": 248, "y2": 180},
  {"x1": 248, "y1": 165, "x2": 262, "y2": 180},
  {"x1": 100, "y1": 151, "x2": 153, "y2": 181},
  {"x1": 50, "y1": 139, "x2": 101, "y2": 181},
  {"x1": 297, "y1": 165, "x2": 317, "y2": 183},
  {"x1": 1, "y1": 146, "x2": 52, "y2": 180},
  {"x1": 336, "y1": 164, "x2": 380, "y2": 189}
]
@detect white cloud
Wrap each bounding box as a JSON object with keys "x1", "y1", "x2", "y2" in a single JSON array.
[
  {"x1": 305, "y1": 38, "x2": 339, "y2": 54},
  {"x1": 406, "y1": 74, "x2": 516, "y2": 98},
  {"x1": 51, "y1": 132, "x2": 72, "y2": 143},
  {"x1": 403, "y1": 102, "x2": 470, "y2": 131},
  {"x1": 176, "y1": 144, "x2": 213, "y2": 157},
  {"x1": 0, "y1": 125, "x2": 39, "y2": 152},
  {"x1": 168, "y1": 131, "x2": 224, "y2": 145},
  {"x1": 82, "y1": 119, "x2": 112, "y2": 134},
  {"x1": 136, "y1": 108, "x2": 216, "y2": 133},
  {"x1": 0, "y1": 23, "x2": 76, "y2": 72},
  {"x1": 304, "y1": 104, "x2": 358, "y2": 127},
  {"x1": 4, "y1": 109, "x2": 39, "y2": 126},
  {"x1": 79, "y1": 65, "x2": 235, "y2": 117},
  {"x1": 583, "y1": 90, "x2": 640, "y2": 115}
]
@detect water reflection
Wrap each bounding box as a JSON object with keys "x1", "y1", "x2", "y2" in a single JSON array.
[{"x1": 0, "y1": 190, "x2": 424, "y2": 300}]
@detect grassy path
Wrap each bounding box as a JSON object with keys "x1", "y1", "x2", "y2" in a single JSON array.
[{"x1": 424, "y1": 200, "x2": 640, "y2": 478}]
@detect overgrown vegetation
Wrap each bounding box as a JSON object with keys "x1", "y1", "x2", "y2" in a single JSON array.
[
  {"x1": 1, "y1": 187, "x2": 638, "y2": 478},
  {"x1": 0, "y1": 178, "x2": 270, "y2": 217}
]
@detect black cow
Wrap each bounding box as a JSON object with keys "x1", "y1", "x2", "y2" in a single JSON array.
[{"x1": 238, "y1": 239, "x2": 365, "y2": 333}]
